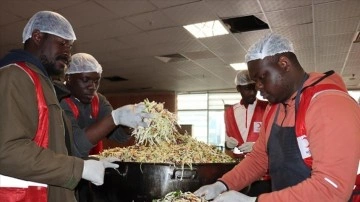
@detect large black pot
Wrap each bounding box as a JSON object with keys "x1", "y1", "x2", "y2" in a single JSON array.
[{"x1": 89, "y1": 162, "x2": 237, "y2": 202}]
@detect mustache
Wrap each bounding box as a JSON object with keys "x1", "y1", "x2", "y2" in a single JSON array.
[{"x1": 56, "y1": 55, "x2": 71, "y2": 65}]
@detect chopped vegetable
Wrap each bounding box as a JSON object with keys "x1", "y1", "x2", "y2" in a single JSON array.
[
  {"x1": 100, "y1": 133, "x2": 234, "y2": 166},
  {"x1": 153, "y1": 191, "x2": 207, "y2": 202},
  {"x1": 131, "y1": 99, "x2": 178, "y2": 145}
]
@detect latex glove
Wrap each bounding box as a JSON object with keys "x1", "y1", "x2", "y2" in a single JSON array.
[
  {"x1": 82, "y1": 159, "x2": 119, "y2": 186},
  {"x1": 194, "y1": 181, "x2": 227, "y2": 200},
  {"x1": 225, "y1": 136, "x2": 238, "y2": 149},
  {"x1": 213, "y1": 190, "x2": 256, "y2": 202},
  {"x1": 111, "y1": 103, "x2": 152, "y2": 128},
  {"x1": 237, "y1": 142, "x2": 255, "y2": 153}
]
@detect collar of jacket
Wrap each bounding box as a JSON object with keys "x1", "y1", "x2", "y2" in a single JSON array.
[{"x1": 0, "y1": 49, "x2": 49, "y2": 77}]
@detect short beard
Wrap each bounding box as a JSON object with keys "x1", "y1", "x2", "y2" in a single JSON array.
[{"x1": 40, "y1": 55, "x2": 62, "y2": 76}]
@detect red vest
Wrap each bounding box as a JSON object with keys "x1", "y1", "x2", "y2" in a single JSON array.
[
  {"x1": 64, "y1": 95, "x2": 103, "y2": 155},
  {"x1": 225, "y1": 100, "x2": 267, "y2": 145},
  {"x1": 0, "y1": 62, "x2": 48, "y2": 202}
]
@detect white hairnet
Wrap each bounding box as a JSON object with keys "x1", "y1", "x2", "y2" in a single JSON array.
[
  {"x1": 66, "y1": 53, "x2": 103, "y2": 74},
  {"x1": 235, "y1": 70, "x2": 255, "y2": 86},
  {"x1": 22, "y1": 11, "x2": 76, "y2": 43},
  {"x1": 245, "y1": 33, "x2": 294, "y2": 63}
]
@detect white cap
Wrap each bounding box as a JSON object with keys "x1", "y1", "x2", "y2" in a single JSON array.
[
  {"x1": 66, "y1": 53, "x2": 103, "y2": 74},
  {"x1": 235, "y1": 70, "x2": 255, "y2": 86},
  {"x1": 245, "y1": 33, "x2": 294, "y2": 63},
  {"x1": 22, "y1": 11, "x2": 76, "y2": 43}
]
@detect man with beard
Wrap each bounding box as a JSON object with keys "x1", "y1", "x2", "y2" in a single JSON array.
[
  {"x1": 195, "y1": 33, "x2": 360, "y2": 201},
  {"x1": 224, "y1": 70, "x2": 269, "y2": 196},
  {"x1": 0, "y1": 11, "x2": 120, "y2": 202}
]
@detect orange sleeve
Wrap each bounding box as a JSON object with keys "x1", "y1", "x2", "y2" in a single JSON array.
[
  {"x1": 258, "y1": 91, "x2": 360, "y2": 201},
  {"x1": 220, "y1": 107, "x2": 271, "y2": 190}
]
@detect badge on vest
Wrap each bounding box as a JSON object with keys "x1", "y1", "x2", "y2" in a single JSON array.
[
  {"x1": 253, "y1": 122, "x2": 262, "y2": 133},
  {"x1": 297, "y1": 135, "x2": 312, "y2": 159}
]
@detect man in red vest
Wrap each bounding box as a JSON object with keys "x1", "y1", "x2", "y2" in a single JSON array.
[
  {"x1": 60, "y1": 53, "x2": 152, "y2": 202},
  {"x1": 224, "y1": 70, "x2": 268, "y2": 154},
  {"x1": 224, "y1": 70, "x2": 269, "y2": 196},
  {"x1": 60, "y1": 53, "x2": 150, "y2": 158},
  {"x1": 0, "y1": 11, "x2": 119, "y2": 202},
  {"x1": 196, "y1": 34, "x2": 360, "y2": 202}
]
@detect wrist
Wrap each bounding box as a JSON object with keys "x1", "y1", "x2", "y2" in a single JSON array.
[{"x1": 111, "y1": 110, "x2": 119, "y2": 125}]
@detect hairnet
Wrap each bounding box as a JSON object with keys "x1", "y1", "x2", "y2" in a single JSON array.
[
  {"x1": 245, "y1": 33, "x2": 294, "y2": 63},
  {"x1": 22, "y1": 11, "x2": 76, "y2": 43},
  {"x1": 235, "y1": 70, "x2": 255, "y2": 86},
  {"x1": 66, "y1": 53, "x2": 103, "y2": 74}
]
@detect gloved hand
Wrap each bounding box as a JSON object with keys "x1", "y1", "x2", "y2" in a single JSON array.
[
  {"x1": 194, "y1": 181, "x2": 227, "y2": 200},
  {"x1": 111, "y1": 103, "x2": 152, "y2": 128},
  {"x1": 225, "y1": 136, "x2": 238, "y2": 149},
  {"x1": 237, "y1": 142, "x2": 255, "y2": 153},
  {"x1": 82, "y1": 158, "x2": 119, "y2": 186},
  {"x1": 213, "y1": 190, "x2": 256, "y2": 202}
]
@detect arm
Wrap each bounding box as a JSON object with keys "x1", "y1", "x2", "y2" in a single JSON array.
[
  {"x1": 220, "y1": 111, "x2": 269, "y2": 190},
  {"x1": 60, "y1": 95, "x2": 129, "y2": 157},
  {"x1": 96, "y1": 94, "x2": 130, "y2": 143},
  {"x1": 0, "y1": 67, "x2": 82, "y2": 189},
  {"x1": 259, "y1": 92, "x2": 360, "y2": 201}
]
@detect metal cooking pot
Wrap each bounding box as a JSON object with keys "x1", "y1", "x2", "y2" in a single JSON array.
[{"x1": 89, "y1": 162, "x2": 237, "y2": 202}]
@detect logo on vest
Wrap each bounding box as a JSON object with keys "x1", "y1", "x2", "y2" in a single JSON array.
[
  {"x1": 253, "y1": 122, "x2": 262, "y2": 133},
  {"x1": 297, "y1": 135, "x2": 311, "y2": 159}
]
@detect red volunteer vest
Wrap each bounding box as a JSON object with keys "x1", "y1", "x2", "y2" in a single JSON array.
[
  {"x1": 64, "y1": 95, "x2": 103, "y2": 155},
  {"x1": 225, "y1": 100, "x2": 267, "y2": 145},
  {"x1": 264, "y1": 83, "x2": 360, "y2": 200},
  {"x1": 0, "y1": 62, "x2": 48, "y2": 202}
]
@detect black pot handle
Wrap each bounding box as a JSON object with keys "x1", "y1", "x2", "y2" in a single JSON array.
[{"x1": 171, "y1": 168, "x2": 197, "y2": 180}]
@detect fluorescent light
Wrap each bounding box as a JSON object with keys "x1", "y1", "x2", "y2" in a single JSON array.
[
  {"x1": 183, "y1": 20, "x2": 229, "y2": 38},
  {"x1": 230, "y1": 63, "x2": 248, "y2": 70}
]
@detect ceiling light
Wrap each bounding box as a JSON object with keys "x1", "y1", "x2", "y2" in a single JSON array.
[
  {"x1": 230, "y1": 63, "x2": 247, "y2": 70},
  {"x1": 183, "y1": 20, "x2": 229, "y2": 38}
]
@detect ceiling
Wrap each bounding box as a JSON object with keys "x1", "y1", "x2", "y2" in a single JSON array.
[{"x1": 1, "y1": 0, "x2": 360, "y2": 94}]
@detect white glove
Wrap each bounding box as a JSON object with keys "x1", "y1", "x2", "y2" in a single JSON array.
[
  {"x1": 237, "y1": 142, "x2": 255, "y2": 153},
  {"x1": 111, "y1": 103, "x2": 152, "y2": 128},
  {"x1": 81, "y1": 158, "x2": 119, "y2": 186},
  {"x1": 213, "y1": 190, "x2": 256, "y2": 202},
  {"x1": 225, "y1": 136, "x2": 239, "y2": 149},
  {"x1": 194, "y1": 181, "x2": 227, "y2": 200}
]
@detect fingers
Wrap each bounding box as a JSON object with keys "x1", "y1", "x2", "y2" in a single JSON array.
[
  {"x1": 237, "y1": 142, "x2": 254, "y2": 153},
  {"x1": 103, "y1": 162, "x2": 119, "y2": 169},
  {"x1": 194, "y1": 187, "x2": 206, "y2": 197},
  {"x1": 141, "y1": 112, "x2": 155, "y2": 119},
  {"x1": 134, "y1": 103, "x2": 146, "y2": 113}
]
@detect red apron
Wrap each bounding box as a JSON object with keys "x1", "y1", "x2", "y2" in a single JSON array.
[
  {"x1": 64, "y1": 94, "x2": 103, "y2": 155},
  {"x1": 0, "y1": 62, "x2": 49, "y2": 202}
]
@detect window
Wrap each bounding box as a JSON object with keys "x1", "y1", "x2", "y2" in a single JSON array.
[
  {"x1": 177, "y1": 93, "x2": 242, "y2": 147},
  {"x1": 348, "y1": 90, "x2": 360, "y2": 103},
  {"x1": 177, "y1": 90, "x2": 360, "y2": 147}
]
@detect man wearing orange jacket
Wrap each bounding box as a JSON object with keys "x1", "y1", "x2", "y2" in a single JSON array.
[{"x1": 195, "y1": 33, "x2": 360, "y2": 202}]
